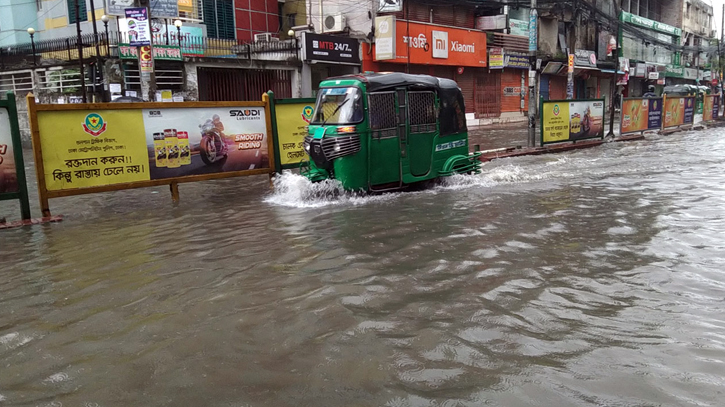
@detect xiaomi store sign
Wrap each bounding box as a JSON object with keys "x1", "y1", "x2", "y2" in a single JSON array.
[{"x1": 376, "y1": 21, "x2": 487, "y2": 67}]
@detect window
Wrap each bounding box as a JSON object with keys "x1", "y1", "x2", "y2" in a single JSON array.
[
  {"x1": 368, "y1": 92, "x2": 397, "y2": 131},
  {"x1": 36, "y1": 0, "x2": 42, "y2": 11},
  {"x1": 202, "y1": 0, "x2": 234, "y2": 40},
  {"x1": 67, "y1": 0, "x2": 88, "y2": 24},
  {"x1": 409, "y1": 91, "x2": 436, "y2": 134},
  {"x1": 686, "y1": 4, "x2": 690, "y2": 18}
]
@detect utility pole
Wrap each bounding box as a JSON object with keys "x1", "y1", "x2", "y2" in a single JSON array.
[
  {"x1": 527, "y1": 0, "x2": 538, "y2": 147},
  {"x1": 717, "y1": 4, "x2": 725, "y2": 93},
  {"x1": 74, "y1": 0, "x2": 87, "y2": 102}
]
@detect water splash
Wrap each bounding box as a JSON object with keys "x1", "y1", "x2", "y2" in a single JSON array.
[
  {"x1": 264, "y1": 172, "x2": 398, "y2": 208},
  {"x1": 265, "y1": 163, "x2": 557, "y2": 207}
]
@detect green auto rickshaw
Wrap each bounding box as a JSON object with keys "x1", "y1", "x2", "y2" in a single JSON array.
[{"x1": 302, "y1": 73, "x2": 481, "y2": 192}]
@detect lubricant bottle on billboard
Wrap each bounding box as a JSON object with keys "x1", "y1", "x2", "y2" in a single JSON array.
[
  {"x1": 165, "y1": 129, "x2": 180, "y2": 168},
  {"x1": 153, "y1": 132, "x2": 167, "y2": 167},
  {"x1": 177, "y1": 131, "x2": 191, "y2": 165}
]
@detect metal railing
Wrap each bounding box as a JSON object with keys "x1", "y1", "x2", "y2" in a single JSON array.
[{"x1": 1, "y1": 31, "x2": 300, "y2": 68}]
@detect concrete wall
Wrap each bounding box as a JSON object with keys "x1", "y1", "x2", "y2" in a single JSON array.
[
  {"x1": 0, "y1": 0, "x2": 42, "y2": 47},
  {"x1": 306, "y1": 0, "x2": 374, "y2": 39},
  {"x1": 539, "y1": 17, "x2": 559, "y2": 55},
  {"x1": 682, "y1": 0, "x2": 713, "y2": 37}
]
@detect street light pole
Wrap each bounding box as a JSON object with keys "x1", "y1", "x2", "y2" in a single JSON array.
[
  {"x1": 89, "y1": 0, "x2": 100, "y2": 58},
  {"x1": 74, "y1": 0, "x2": 87, "y2": 103},
  {"x1": 174, "y1": 19, "x2": 183, "y2": 47},
  {"x1": 101, "y1": 15, "x2": 110, "y2": 56},
  {"x1": 27, "y1": 28, "x2": 36, "y2": 66},
  {"x1": 527, "y1": 0, "x2": 538, "y2": 147}
]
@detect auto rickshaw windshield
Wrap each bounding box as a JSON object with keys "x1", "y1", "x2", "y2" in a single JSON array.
[{"x1": 311, "y1": 87, "x2": 364, "y2": 125}]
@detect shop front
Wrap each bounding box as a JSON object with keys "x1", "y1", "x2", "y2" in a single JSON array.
[{"x1": 366, "y1": 18, "x2": 488, "y2": 118}]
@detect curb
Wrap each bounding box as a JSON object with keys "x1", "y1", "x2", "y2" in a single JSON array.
[{"x1": 478, "y1": 134, "x2": 645, "y2": 162}]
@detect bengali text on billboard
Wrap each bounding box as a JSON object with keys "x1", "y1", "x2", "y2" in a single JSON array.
[
  {"x1": 36, "y1": 106, "x2": 270, "y2": 192},
  {"x1": 275, "y1": 102, "x2": 314, "y2": 166}
]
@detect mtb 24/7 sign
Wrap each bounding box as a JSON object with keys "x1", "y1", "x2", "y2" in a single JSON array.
[{"x1": 304, "y1": 33, "x2": 360, "y2": 64}]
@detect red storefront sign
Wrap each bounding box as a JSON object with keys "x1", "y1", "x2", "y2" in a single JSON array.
[{"x1": 374, "y1": 21, "x2": 487, "y2": 67}]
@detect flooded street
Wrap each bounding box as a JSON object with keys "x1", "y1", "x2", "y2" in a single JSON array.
[{"x1": 2, "y1": 127, "x2": 725, "y2": 406}]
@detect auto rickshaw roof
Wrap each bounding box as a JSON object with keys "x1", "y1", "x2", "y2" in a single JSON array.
[
  {"x1": 320, "y1": 72, "x2": 468, "y2": 136},
  {"x1": 323, "y1": 72, "x2": 461, "y2": 93}
]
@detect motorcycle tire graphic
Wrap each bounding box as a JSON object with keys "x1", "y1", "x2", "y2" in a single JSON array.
[{"x1": 199, "y1": 133, "x2": 228, "y2": 165}]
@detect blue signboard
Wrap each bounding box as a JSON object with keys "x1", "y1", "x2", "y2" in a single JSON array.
[
  {"x1": 648, "y1": 98, "x2": 663, "y2": 129},
  {"x1": 714, "y1": 97, "x2": 720, "y2": 120},
  {"x1": 528, "y1": 10, "x2": 538, "y2": 52},
  {"x1": 504, "y1": 52, "x2": 529, "y2": 69}
]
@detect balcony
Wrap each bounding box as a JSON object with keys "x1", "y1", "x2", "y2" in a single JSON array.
[{"x1": 0, "y1": 31, "x2": 300, "y2": 70}]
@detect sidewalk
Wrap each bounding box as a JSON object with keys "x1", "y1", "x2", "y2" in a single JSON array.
[
  {"x1": 468, "y1": 111, "x2": 622, "y2": 151},
  {"x1": 470, "y1": 111, "x2": 713, "y2": 163}
]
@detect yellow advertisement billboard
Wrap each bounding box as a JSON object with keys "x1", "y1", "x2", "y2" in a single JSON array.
[
  {"x1": 29, "y1": 99, "x2": 273, "y2": 216},
  {"x1": 542, "y1": 101, "x2": 570, "y2": 144},
  {"x1": 541, "y1": 99, "x2": 605, "y2": 145},
  {"x1": 38, "y1": 110, "x2": 150, "y2": 191},
  {"x1": 275, "y1": 102, "x2": 314, "y2": 166}
]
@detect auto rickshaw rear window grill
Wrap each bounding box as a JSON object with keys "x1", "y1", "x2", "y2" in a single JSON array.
[
  {"x1": 368, "y1": 92, "x2": 397, "y2": 139},
  {"x1": 409, "y1": 91, "x2": 437, "y2": 134}
]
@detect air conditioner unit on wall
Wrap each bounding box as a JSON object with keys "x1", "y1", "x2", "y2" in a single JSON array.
[
  {"x1": 254, "y1": 33, "x2": 273, "y2": 42},
  {"x1": 323, "y1": 14, "x2": 346, "y2": 33}
]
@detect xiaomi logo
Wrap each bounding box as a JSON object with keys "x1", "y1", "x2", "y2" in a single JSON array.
[{"x1": 432, "y1": 31, "x2": 448, "y2": 58}]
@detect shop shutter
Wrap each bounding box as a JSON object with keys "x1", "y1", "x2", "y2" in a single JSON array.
[
  {"x1": 549, "y1": 76, "x2": 567, "y2": 100},
  {"x1": 500, "y1": 70, "x2": 527, "y2": 113},
  {"x1": 432, "y1": 6, "x2": 455, "y2": 26},
  {"x1": 454, "y1": 68, "x2": 475, "y2": 114},
  {"x1": 475, "y1": 70, "x2": 501, "y2": 118},
  {"x1": 392, "y1": 3, "x2": 429, "y2": 23},
  {"x1": 453, "y1": 7, "x2": 474, "y2": 28}
]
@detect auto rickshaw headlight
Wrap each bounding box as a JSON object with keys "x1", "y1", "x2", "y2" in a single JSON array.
[{"x1": 337, "y1": 126, "x2": 356, "y2": 133}]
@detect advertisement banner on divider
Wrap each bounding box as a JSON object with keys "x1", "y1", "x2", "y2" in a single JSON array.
[
  {"x1": 620, "y1": 98, "x2": 663, "y2": 134},
  {"x1": 703, "y1": 95, "x2": 719, "y2": 122},
  {"x1": 274, "y1": 102, "x2": 314, "y2": 167},
  {"x1": 569, "y1": 100, "x2": 604, "y2": 140},
  {"x1": 663, "y1": 96, "x2": 695, "y2": 128},
  {"x1": 36, "y1": 106, "x2": 270, "y2": 191},
  {"x1": 713, "y1": 96, "x2": 720, "y2": 120},
  {"x1": 648, "y1": 98, "x2": 663, "y2": 129},
  {"x1": 683, "y1": 97, "x2": 695, "y2": 124},
  {"x1": 541, "y1": 99, "x2": 605, "y2": 145},
  {"x1": 0, "y1": 107, "x2": 17, "y2": 193},
  {"x1": 703, "y1": 96, "x2": 714, "y2": 121},
  {"x1": 142, "y1": 107, "x2": 268, "y2": 180}
]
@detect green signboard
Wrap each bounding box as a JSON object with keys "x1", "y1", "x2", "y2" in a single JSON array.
[
  {"x1": 665, "y1": 64, "x2": 684, "y2": 78},
  {"x1": 621, "y1": 11, "x2": 681, "y2": 37},
  {"x1": 118, "y1": 44, "x2": 183, "y2": 61}
]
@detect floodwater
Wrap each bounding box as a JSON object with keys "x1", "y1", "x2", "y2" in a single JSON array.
[{"x1": 2, "y1": 127, "x2": 725, "y2": 406}]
